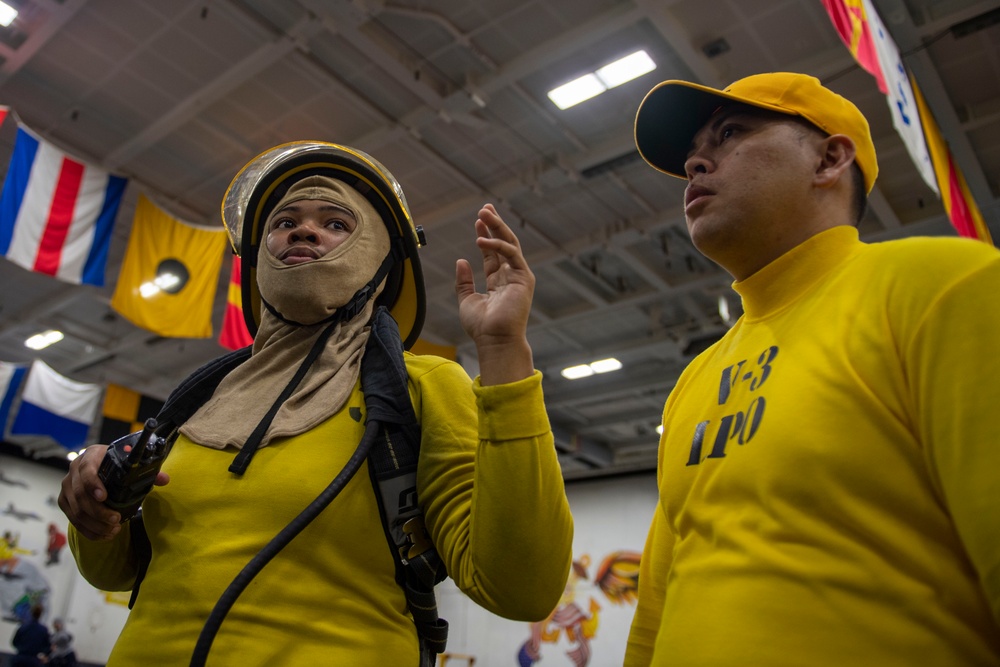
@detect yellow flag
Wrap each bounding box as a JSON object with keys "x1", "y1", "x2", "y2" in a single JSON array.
[{"x1": 111, "y1": 194, "x2": 227, "y2": 337}]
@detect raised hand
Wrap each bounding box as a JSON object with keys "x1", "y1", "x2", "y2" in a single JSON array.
[{"x1": 455, "y1": 203, "x2": 535, "y2": 385}]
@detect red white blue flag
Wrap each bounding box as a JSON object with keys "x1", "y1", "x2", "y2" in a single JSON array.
[
  {"x1": 9, "y1": 360, "x2": 102, "y2": 451},
  {"x1": 0, "y1": 126, "x2": 127, "y2": 285}
]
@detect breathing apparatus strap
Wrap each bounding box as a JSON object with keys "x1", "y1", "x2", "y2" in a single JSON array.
[
  {"x1": 122, "y1": 346, "x2": 253, "y2": 610},
  {"x1": 157, "y1": 346, "x2": 253, "y2": 430},
  {"x1": 363, "y1": 306, "x2": 449, "y2": 665}
]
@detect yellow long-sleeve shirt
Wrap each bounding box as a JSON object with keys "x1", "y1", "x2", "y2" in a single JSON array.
[
  {"x1": 71, "y1": 355, "x2": 573, "y2": 666},
  {"x1": 626, "y1": 227, "x2": 1000, "y2": 666}
]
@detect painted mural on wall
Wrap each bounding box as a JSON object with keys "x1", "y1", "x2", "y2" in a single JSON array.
[
  {"x1": 0, "y1": 473, "x2": 60, "y2": 625},
  {"x1": 0, "y1": 454, "x2": 134, "y2": 662},
  {"x1": 517, "y1": 550, "x2": 640, "y2": 667}
]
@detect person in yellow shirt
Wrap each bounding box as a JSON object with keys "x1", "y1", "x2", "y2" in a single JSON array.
[
  {"x1": 626, "y1": 72, "x2": 1000, "y2": 665},
  {"x1": 58, "y1": 142, "x2": 573, "y2": 666}
]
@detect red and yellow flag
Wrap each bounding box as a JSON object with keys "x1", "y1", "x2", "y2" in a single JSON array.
[
  {"x1": 821, "y1": 0, "x2": 886, "y2": 92},
  {"x1": 912, "y1": 78, "x2": 993, "y2": 244},
  {"x1": 219, "y1": 255, "x2": 254, "y2": 350}
]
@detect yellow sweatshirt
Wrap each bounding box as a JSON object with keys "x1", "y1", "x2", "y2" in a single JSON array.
[
  {"x1": 626, "y1": 227, "x2": 1000, "y2": 666},
  {"x1": 71, "y1": 355, "x2": 573, "y2": 666}
]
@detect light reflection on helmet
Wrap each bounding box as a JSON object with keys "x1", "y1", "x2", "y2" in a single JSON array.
[{"x1": 221, "y1": 141, "x2": 426, "y2": 348}]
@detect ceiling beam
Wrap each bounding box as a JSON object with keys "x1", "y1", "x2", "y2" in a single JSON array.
[
  {"x1": 104, "y1": 12, "x2": 324, "y2": 170},
  {"x1": 633, "y1": 0, "x2": 723, "y2": 85},
  {"x1": 551, "y1": 424, "x2": 614, "y2": 467}
]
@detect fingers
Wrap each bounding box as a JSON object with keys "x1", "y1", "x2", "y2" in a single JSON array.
[
  {"x1": 455, "y1": 258, "x2": 477, "y2": 304},
  {"x1": 475, "y1": 204, "x2": 529, "y2": 271},
  {"x1": 58, "y1": 445, "x2": 122, "y2": 541}
]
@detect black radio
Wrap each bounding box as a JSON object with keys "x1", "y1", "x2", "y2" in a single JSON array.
[{"x1": 98, "y1": 418, "x2": 171, "y2": 522}]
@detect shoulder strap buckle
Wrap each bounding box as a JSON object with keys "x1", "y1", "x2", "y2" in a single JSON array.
[{"x1": 400, "y1": 516, "x2": 434, "y2": 562}]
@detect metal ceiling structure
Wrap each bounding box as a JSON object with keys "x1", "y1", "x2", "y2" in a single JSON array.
[{"x1": 0, "y1": 0, "x2": 997, "y2": 479}]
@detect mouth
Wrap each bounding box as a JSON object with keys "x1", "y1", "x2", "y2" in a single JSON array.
[
  {"x1": 684, "y1": 183, "x2": 714, "y2": 211},
  {"x1": 279, "y1": 246, "x2": 321, "y2": 265}
]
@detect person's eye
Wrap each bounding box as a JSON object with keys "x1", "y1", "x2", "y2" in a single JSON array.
[
  {"x1": 272, "y1": 218, "x2": 293, "y2": 230},
  {"x1": 720, "y1": 125, "x2": 738, "y2": 141},
  {"x1": 328, "y1": 219, "x2": 351, "y2": 232}
]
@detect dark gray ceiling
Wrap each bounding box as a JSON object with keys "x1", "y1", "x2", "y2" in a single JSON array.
[{"x1": 1, "y1": 0, "x2": 998, "y2": 478}]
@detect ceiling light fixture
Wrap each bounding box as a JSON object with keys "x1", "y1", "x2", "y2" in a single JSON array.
[
  {"x1": 548, "y1": 50, "x2": 656, "y2": 110},
  {"x1": 589, "y1": 358, "x2": 622, "y2": 373},
  {"x1": 548, "y1": 74, "x2": 606, "y2": 110},
  {"x1": 560, "y1": 357, "x2": 623, "y2": 380},
  {"x1": 0, "y1": 1, "x2": 17, "y2": 27},
  {"x1": 561, "y1": 364, "x2": 594, "y2": 380},
  {"x1": 25, "y1": 330, "x2": 65, "y2": 350}
]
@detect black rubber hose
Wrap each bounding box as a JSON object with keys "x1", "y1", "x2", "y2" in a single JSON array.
[{"x1": 189, "y1": 420, "x2": 380, "y2": 667}]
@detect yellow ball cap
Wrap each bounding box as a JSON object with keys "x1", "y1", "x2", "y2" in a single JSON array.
[{"x1": 634, "y1": 72, "x2": 878, "y2": 193}]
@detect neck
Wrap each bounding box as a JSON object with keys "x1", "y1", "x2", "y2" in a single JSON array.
[{"x1": 722, "y1": 200, "x2": 854, "y2": 281}]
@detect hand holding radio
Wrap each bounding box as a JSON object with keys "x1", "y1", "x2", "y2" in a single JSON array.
[
  {"x1": 58, "y1": 419, "x2": 172, "y2": 541},
  {"x1": 98, "y1": 418, "x2": 172, "y2": 522}
]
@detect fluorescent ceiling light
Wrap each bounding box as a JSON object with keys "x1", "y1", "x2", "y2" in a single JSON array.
[
  {"x1": 656, "y1": 424, "x2": 664, "y2": 435},
  {"x1": 718, "y1": 294, "x2": 731, "y2": 323},
  {"x1": 66, "y1": 450, "x2": 80, "y2": 461},
  {"x1": 590, "y1": 357, "x2": 622, "y2": 374},
  {"x1": 548, "y1": 74, "x2": 605, "y2": 110},
  {"x1": 25, "y1": 330, "x2": 64, "y2": 350},
  {"x1": 596, "y1": 50, "x2": 656, "y2": 88},
  {"x1": 0, "y1": 2, "x2": 17, "y2": 27},
  {"x1": 561, "y1": 357, "x2": 623, "y2": 380},
  {"x1": 548, "y1": 50, "x2": 656, "y2": 110},
  {"x1": 561, "y1": 364, "x2": 595, "y2": 380}
]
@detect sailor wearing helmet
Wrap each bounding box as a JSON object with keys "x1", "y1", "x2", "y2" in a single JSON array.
[{"x1": 59, "y1": 142, "x2": 574, "y2": 666}]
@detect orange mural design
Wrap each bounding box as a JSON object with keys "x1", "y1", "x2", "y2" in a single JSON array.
[{"x1": 517, "y1": 550, "x2": 640, "y2": 667}]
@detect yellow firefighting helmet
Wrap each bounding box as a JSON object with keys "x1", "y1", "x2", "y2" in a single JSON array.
[{"x1": 221, "y1": 141, "x2": 426, "y2": 348}]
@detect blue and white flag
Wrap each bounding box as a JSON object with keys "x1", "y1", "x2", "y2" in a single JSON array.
[
  {"x1": 9, "y1": 360, "x2": 102, "y2": 450},
  {"x1": 0, "y1": 361, "x2": 27, "y2": 436},
  {"x1": 0, "y1": 126, "x2": 127, "y2": 285}
]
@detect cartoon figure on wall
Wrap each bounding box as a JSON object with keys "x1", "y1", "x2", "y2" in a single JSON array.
[
  {"x1": 46, "y1": 523, "x2": 67, "y2": 566},
  {"x1": 517, "y1": 550, "x2": 640, "y2": 667},
  {"x1": 1, "y1": 531, "x2": 35, "y2": 576},
  {"x1": 0, "y1": 500, "x2": 55, "y2": 623},
  {"x1": 0, "y1": 531, "x2": 50, "y2": 623}
]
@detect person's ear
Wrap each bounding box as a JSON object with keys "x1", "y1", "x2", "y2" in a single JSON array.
[{"x1": 815, "y1": 135, "x2": 856, "y2": 189}]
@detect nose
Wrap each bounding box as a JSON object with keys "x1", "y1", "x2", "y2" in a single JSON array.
[
  {"x1": 684, "y1": 150, "x2": 712, "y2": 179},
  {"x1": 288, "y1": 223, "x2": 319, "y2": 243}
]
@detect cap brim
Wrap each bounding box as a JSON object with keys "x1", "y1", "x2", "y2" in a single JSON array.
[{"x1": 635, "y1": 80, "x2": 780, "y2": 179}]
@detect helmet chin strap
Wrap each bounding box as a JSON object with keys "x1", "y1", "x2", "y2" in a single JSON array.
[{"x1": 230, "y1": 244, "x2": 401, "y2": 476}]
